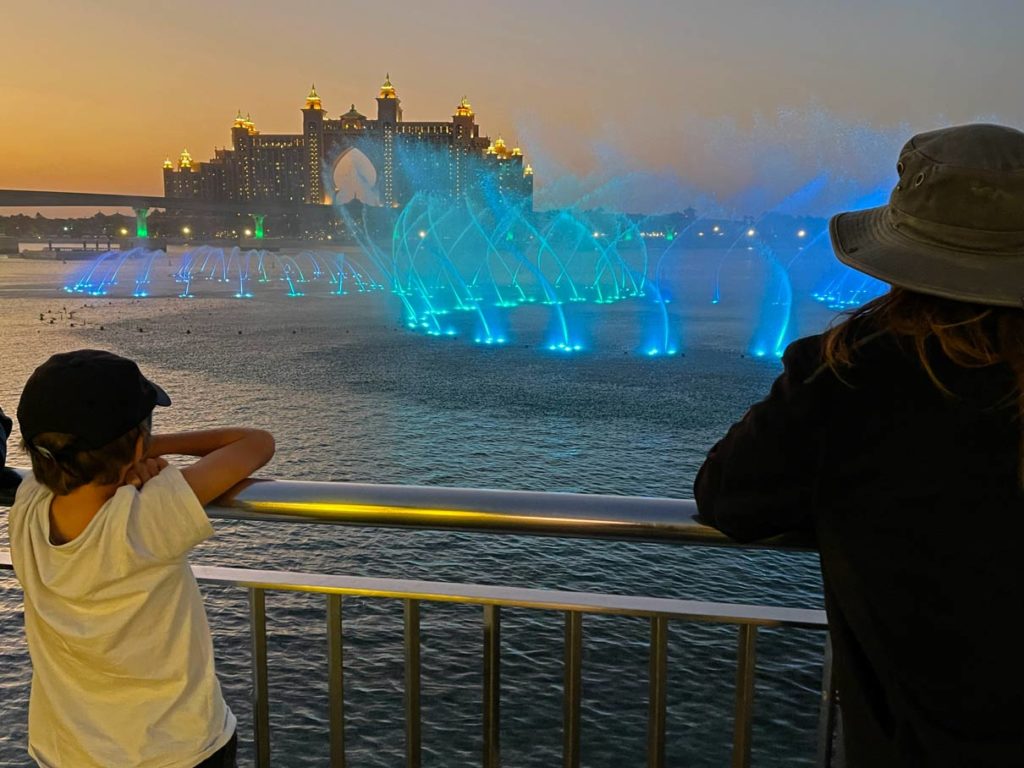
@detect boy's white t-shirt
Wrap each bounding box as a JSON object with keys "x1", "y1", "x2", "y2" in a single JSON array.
[{"x1": 9, "y1": 466, "x2": 236, "y2": 768}]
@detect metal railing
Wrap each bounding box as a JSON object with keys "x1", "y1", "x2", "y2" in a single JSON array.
[
  {"x1": 0, "y1": 474, "x2": 832, "y2": 768},
  {"x1": 1, "y1": 471, "x2": 813, "y2": 548}
]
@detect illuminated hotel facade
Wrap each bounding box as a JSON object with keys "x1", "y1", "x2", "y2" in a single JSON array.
[{"x1": 163, "y1": 77, "x2": 534, "y2": 209}]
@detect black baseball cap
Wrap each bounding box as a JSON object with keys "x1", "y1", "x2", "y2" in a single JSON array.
[{"x1": 17, "y1": 350, "x2": 171, "y2": 449}]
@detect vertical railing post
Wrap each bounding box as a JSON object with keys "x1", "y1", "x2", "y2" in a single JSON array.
[
  {"x1": 732, "y1": 625, "x2": 758, "y2": 768},
  {"x1": 647, "y1": 616, "x2": 668, "y2": 768},
  {"x1": 815, "y1": 634, "x2": 838, "y2": 768},
  {"x1": 405, "y1": 599, "x2": 422, "y2": 768},
  {"x1": 483, "y1": 605, "x2": 501, "y2": 768},
  {"x1": 327, "y1": 594, "x2": 346, "y2": 768},
  {"x1": 249, "y1": 587, "x2": 271, "y2": 768},
  {"x1": 563, "y1": 611, "x2": 583, "y2": 768}
]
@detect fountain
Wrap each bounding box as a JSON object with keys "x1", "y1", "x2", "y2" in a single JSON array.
[
  {"x1": 62, "y1": 146, "x2": 893, "y2": 359},
  {"x1": 60, "y1": 197, "x2": 882, "y2": 359}
]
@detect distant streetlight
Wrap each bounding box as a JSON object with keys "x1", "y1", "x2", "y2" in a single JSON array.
[
  {"x1": 418, "y1": 230, "x2": 427, "y2": 239},
  {"x1": 182, "y1": 226, "x2": 191, "y2": 236},
  {"x1": 747, "y1": 228, "x2": 756, "y2": 237},
  {"x1": 797, "y1": 229, "x2": 807, "y2": 238},
  {"x1": 712, "y1": 225, "x2": 720, "y2": 233},
  {"x1": 119, "y1": 227, "x2": 128, "y2": 236},
  {"x1": 244, "y1": 228, "x2": 252, "y2": 237}
]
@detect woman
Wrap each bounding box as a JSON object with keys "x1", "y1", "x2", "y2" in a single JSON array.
[{"x1": 694, "y1": 123, "x2": 1024, "y2": 767}]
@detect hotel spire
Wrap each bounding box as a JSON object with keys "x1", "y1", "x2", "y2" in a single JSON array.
[
  {"x1": 379, "y1": 73, "x2": 397, "y2": 99},
  {"x1": 455, "y1": 96, "x2": 474, "y2": 118},
  {"x1": 304, "y1": 84, "x2": 322, "y2": 110}
]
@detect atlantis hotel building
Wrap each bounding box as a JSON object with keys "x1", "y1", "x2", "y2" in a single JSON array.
[{"x1": 163, "y1": 77, "x2": 534, "y2": 209}]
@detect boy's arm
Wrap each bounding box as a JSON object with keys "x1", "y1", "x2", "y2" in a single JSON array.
[{"x1": 147, "y1": 428, "x2": 275, "y2": 506}]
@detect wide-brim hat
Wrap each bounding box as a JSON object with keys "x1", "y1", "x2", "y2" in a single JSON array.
[{"x1": 830, "y1": 123, "x2": 1024, "y2": 308}]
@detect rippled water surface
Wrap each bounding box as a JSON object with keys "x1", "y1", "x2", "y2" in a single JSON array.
[{"x1": 0, "y1": 254, "x2": 836, "y2": 767}]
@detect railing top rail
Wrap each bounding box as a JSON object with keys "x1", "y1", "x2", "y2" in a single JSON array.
[
  {"x1": 0, "y1": 469, "x2": 815, "y2": 550},
  {"x1": 0, "y1": 551, "x2": 826, "y2": 629}
]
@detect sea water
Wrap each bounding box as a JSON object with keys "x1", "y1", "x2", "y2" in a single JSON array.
[{"x1": 0, "y1": 253, "x2": 836, "y2": 767}]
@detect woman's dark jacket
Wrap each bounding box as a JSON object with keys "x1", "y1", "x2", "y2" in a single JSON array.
[
  {"x1": 0, "y1": 406, "x2": 10, "y2": 468},
  {"x1": 0, "y1": 405, "x2": 19, "y2": 490},
  {"x1": 694, "y1": 324, "x2": 1023, "y2": 767}
]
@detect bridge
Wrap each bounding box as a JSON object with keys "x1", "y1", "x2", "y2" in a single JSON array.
[{"x1": 0, "y1": 189, "x2": 328, "y2": 239}]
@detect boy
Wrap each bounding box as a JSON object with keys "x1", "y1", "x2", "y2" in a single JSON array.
[{"x1": 9, "y1": 349, "x2": 275, "y2": 767}]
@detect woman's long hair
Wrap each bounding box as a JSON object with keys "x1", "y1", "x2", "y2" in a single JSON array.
[{"x1": 823, "y1": 287, "x2": 1024, "y2": 484}]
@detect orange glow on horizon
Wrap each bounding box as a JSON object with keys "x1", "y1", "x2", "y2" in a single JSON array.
[{"x1": 1, "y1": 3, "x2": 1021, "y2": 216}]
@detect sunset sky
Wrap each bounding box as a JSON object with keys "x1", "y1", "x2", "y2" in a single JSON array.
[{"x1": 3, "y1": 0, "x2": 1023, "y2": 214}]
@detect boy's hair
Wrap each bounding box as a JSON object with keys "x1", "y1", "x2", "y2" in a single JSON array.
[{"x1": 23, "y1": 418, "x2": 150, "y2": 496}]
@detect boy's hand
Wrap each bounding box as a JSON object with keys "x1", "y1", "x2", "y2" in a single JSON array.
[
  {"x1": 150, "y1": 429, "x2": 275, "y2": 506},
  {"x1": 125, "y1": 457, "x2": 169, "y2": 488}
]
